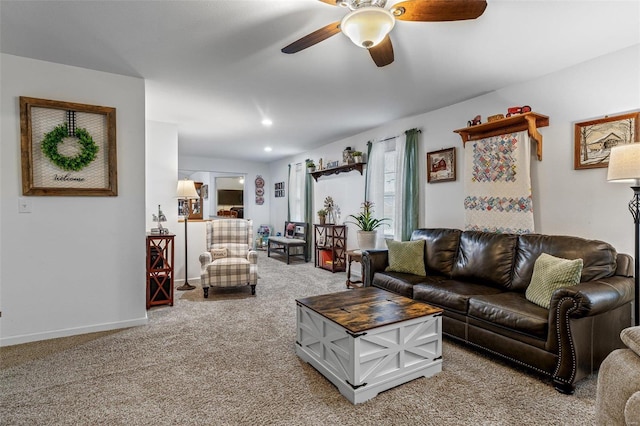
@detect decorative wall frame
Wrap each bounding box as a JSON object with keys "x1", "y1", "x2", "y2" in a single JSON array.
[
  {"x1": 255, "y1": 175, "x2": 265, "y2": 205},
  {"x1": 20, "y1": 97, "x2": 117, "y2": 196},
  {"x1": 275, "y1": 181, "x2": 285, "y2": 198},
  {"x1": 427, "y1": 147, "x2": 456, "y2": 183},
  {"x1": 574, "y1": 111, "x2": 639, "y2": 170}
]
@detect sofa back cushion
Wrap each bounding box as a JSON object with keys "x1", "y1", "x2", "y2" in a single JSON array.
[
  {"x1": 512, "y1": 233, "x2": 618, "y2": 291},
  {"x1": 411, "y1": 228, "x2": 461, "y2": 276},
  {"x1": 451, "y1": 231, "x2": 518, "y2": 288}
]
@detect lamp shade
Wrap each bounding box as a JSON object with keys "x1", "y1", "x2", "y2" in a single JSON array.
[
  {"x1": 341, "y1": 7, "x2": 395, "y2": 49},
  {"x1": 176, "y1": 179, "x2": 199, "y2": 199},
  {"x1": 607, "y1": 143, "x2": 640, "y2": 185}
]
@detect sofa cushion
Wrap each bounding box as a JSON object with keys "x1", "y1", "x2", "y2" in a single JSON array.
[
  {"x1": 411, "y1": 228, "x2": 461, "y2": 277},
  {"x1": 413, "y1": 279, "x2": 503, "y2": 314},
  {"x1": 525, "y1": 253, "x2": 583, "y2": 309},
  {"x1": 385, "y1": 239, "x2": 426, "y2": 276},
  {"x1": 451, "y1": 231, "x2": 518, "y2": 289},
  {"x1": 512, "y1": 233, "x2": 617, "y2": 291},
  {"x1": 621, "y1": 326, "x2": 640, "y2": 357},
  {"x1": 372, "y1": 271, "x2": 427, "y2": 298},
  {"x1": 468, "y1": 292, "x2": 549, "y2": 339}
]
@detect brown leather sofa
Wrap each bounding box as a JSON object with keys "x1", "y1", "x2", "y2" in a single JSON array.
[{"x1": 362, "y1": 228, "x2": 634, "y2": 394}]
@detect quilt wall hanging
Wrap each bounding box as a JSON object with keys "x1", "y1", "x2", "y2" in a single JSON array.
[{"x1": 463, "y1": 130, "x2": 534, "y2": 234}]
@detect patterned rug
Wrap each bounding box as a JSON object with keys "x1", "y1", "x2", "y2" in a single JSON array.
[{"x1": 464, "y1": 130, "x2": 535, "y2": 234}]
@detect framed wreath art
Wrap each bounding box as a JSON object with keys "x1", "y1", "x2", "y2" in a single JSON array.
[{"x1": 20, "y1": 97, "x2": 117, "y2": 196}]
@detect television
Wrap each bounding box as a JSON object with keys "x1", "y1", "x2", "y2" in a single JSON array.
[{"x1": 217, "y1": 189, "x2": 243, "y2": 206}]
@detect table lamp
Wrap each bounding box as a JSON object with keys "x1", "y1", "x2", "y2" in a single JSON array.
[{"x1": 177, "y1": 179, "x2": 199, "y2": 291}]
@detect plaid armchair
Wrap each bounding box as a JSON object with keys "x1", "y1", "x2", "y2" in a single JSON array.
[{"x1": 199, "y1": 219, "x2": 257, "y2": 298}]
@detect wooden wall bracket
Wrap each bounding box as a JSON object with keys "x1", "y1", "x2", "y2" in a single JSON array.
[
  {"x1": 310, "y1": 162, "x2": 365, "y2": 181},
  {"x1": 453, "y1": 112, "x2": 549, "y2": 160}
]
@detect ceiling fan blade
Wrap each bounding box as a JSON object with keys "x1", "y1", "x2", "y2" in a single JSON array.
[
  {"x1": 281, "y1": 21, "x2": 342, "y2": 54},
  {"x1": 368, "y1": 35, "x2": 394, "y2": 67},
  {"x1": 392, "y1": 0, "x2": 487, "y2": 22},
  {"x1": 318, "y1": 0, "x2": 342, "y2": 5}
]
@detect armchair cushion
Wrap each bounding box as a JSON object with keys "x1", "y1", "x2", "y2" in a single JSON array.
[
  {"x1": 211, "y1": 243, "x2": 249, "y2": 258},
  {"x1": 525, "y1": 253, "x2": 583, "y2": 309},
  {"x1": 210, "y1": 248, "x2": 227, "y2": 260}
]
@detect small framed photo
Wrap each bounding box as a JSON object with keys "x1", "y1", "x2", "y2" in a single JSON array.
[
  {"x1": 574, "y1": 111, "x2": 639, "y2": 170},
  {"x1": 427, "y1": 147, "x2": 456, "y2": 183}
]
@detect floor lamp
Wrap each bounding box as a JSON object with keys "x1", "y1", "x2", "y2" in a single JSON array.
[
  {"x1": 608, "y1": 142, "x2": 640, "y2": 326},
  {"x1": 176, "y1": 179, "x2": 199, "y2": 291}
]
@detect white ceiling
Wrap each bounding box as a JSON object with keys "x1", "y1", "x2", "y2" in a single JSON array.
[{"x1": 1, "y1": 0, "x2": 639, "y2": 163}]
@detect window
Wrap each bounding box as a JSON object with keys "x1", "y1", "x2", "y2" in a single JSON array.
[
  {"x1": 383, "y1": 148, "x2": 396, "y2": 239},
  {"x1": 288, "y1": 163, "x2": 305, "y2": 221}
]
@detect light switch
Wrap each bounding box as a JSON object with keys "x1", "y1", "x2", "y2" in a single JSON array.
[{"x1": 18, "y1": 197, "x2": 32, "y2": 213}]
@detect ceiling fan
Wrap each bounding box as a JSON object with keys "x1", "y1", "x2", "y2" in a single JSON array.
[{"x1": 281, "y1": 0, "x2": 487, "y2": 67}]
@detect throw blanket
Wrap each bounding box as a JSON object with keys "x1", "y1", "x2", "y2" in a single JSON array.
[{"x1": 464, "y1": 130, "x2": 535, "y2": 234}]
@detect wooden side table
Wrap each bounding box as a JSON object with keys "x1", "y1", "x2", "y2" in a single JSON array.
[
  {"x1": 346, "y1": 250, "x2": 364, "y2": 288},
  {"x1": 146, "y1": 233, "x2": 174, "y2": 309}
]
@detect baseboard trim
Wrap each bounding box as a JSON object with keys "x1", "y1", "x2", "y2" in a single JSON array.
[{"x1": 0, "y1": 316, "x2": 149, "y2": 347}]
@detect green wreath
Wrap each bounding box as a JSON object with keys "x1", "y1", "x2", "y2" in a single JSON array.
[{"x1": 41, "y1": 123, "x2": 99, "y2": 172}]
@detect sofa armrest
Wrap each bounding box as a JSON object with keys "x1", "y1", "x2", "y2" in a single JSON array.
[
  {"x1": 549, "y1": 275, "x2": 635, "y2": 318},
  {"x1": 248, "y1": 250, "x2": 257, "y2": 264},
  {"x1": 362, "y1": 249, "x2": 389, "y2": 287}
]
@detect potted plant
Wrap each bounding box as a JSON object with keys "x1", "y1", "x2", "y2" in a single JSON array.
[
  {"x1": 352, "y1": 151, "x2": 363, "y2": 163},
  {"x1": 305, "y1": 159, "x2": 316, "y2": 173},
  {"x1": 346, "y1": 201, "x2": 389, "y2": 249},
  {"x1": 317, "y1": 209, "x2": 327, "y2": 225}
]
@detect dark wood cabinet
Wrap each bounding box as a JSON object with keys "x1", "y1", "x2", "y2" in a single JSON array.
[
  {"x1": 314, "y1": 224, "x2": 347, "y2": 273},
  {"x1": 146, "y1": 234, "x2": 174, "y2": 309}
]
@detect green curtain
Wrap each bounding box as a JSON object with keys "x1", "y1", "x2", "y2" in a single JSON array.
[
  {"x1": 287, "y1": 164, "x2": 291, "y2": 221},
  {"x1": 304, "y1": 171, "x2": 313, "y2": 261},
  {"x1": 401, "y1": 128, "x2": 420, "y2": 241},
  {"x1": 364, "y1": 140, "x2": 373, "y2": 201}
]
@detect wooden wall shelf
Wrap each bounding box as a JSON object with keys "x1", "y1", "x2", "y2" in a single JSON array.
[
  {"x1": 311, "y1": 162, "x2": 365, "y2": 181},
  {"x1": 453, "y1": 112, "x2": 549, "y2": 160}
]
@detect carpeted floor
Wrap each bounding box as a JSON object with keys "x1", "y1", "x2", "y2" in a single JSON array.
[{"x1": 0, "y1": 252, "x2": 597, "y2": 425}]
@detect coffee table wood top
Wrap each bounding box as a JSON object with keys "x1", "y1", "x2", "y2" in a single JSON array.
[{"x1": 296, "y1": 287, "x2": 442, "y2": 334}]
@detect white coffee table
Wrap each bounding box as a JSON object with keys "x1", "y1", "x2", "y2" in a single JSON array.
[{"x1": 295, "y1": 287, "x2": 443, "y2": 404}]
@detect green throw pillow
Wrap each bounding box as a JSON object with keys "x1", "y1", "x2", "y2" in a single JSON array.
[
  {"x1": 525, "y1": 253, "x2": 583, "y2": 309},
  {"x1": 385, "y1": 239, "x2": 426, "y2": 276}
]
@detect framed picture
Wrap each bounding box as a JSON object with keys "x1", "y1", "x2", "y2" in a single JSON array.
[
  {"x1": 274, "y1": 181, "x2": 285, "y2": 198},
  {"x1": 427, "y1": 147, "x2": 456, "y2": 183},
  {"x1": 574, "y1": 111, "x2": 639, "y2": 170},
  {"x1": 20, "y1": 97, "x2": 117, "y2": 196}
]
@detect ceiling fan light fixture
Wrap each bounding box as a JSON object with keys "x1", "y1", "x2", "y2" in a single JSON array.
[{"x1": 341, "y1": 7, "x2": 395, "y2": 49}]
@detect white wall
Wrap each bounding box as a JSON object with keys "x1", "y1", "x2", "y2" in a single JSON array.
[
  {"x1": 270, "y1": 45, "x2": 640, "y2": 257},
  {"x1": 146, "y1": 121, "x2": 178, "y2": 231},
  {"x1": 0, "y1": 54, "x2": 147, "y2": 346}
]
